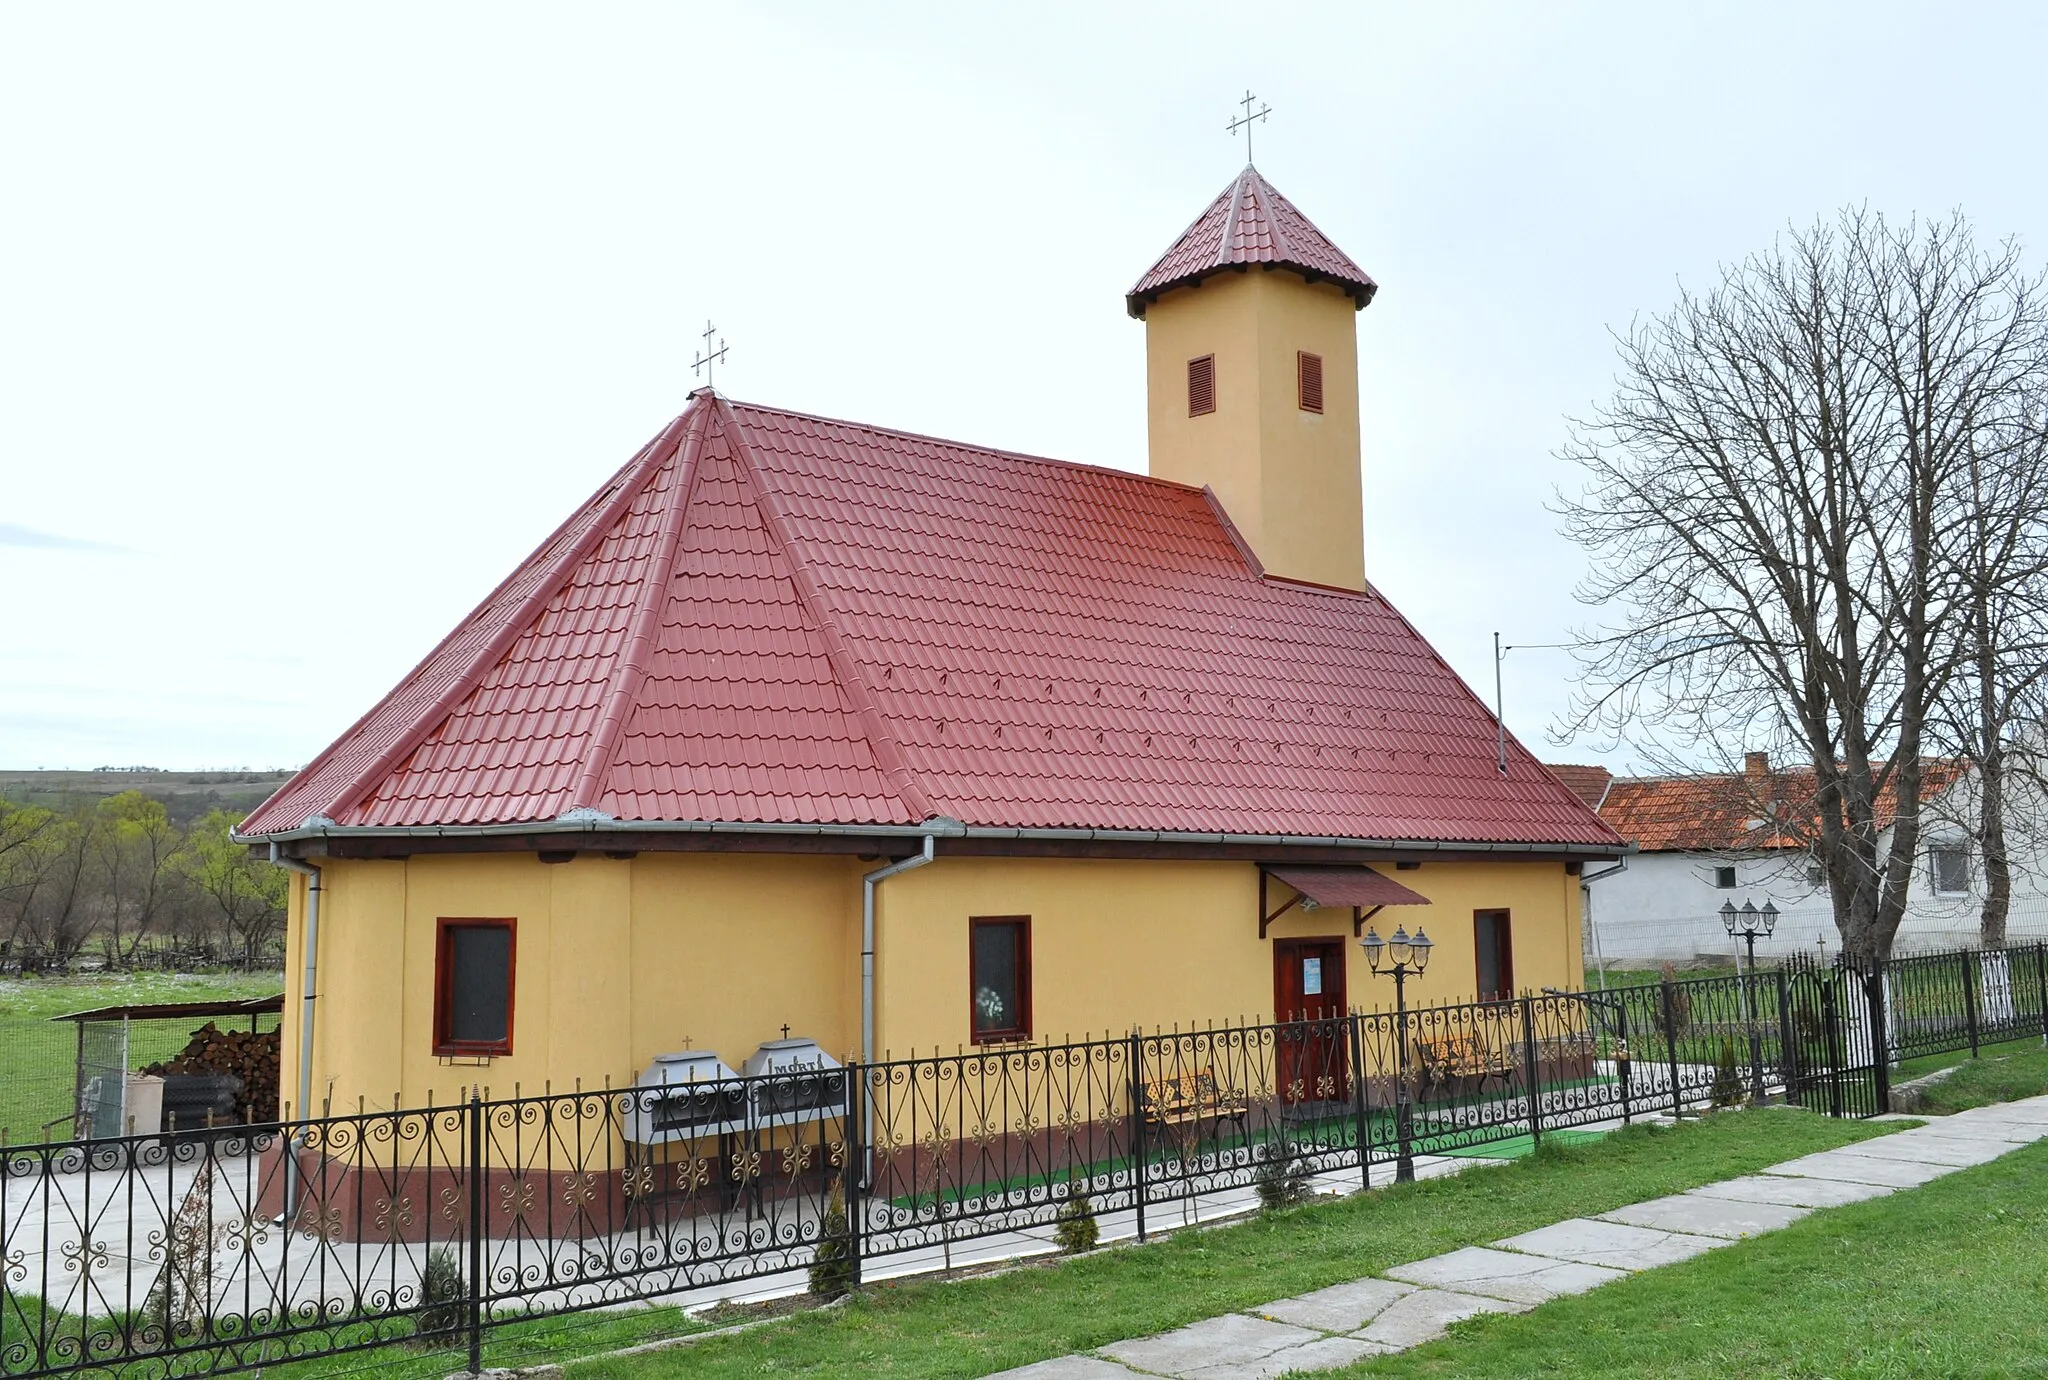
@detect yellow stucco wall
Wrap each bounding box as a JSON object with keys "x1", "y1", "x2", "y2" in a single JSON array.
[
  {"x1": 283, "y1": 849, "x2": 1583, "y2": 1114},
  {"x1": 1143, "y1": 269, "x2": 1366, "y2": 591}
]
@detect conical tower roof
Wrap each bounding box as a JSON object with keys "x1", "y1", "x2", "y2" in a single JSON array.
[{"x1": 1127, "y1": 165, "x2": 1377, "y2": 318}]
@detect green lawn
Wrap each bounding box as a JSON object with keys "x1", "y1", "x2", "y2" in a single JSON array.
[
  {"x1": 567, "y1": 1110, "x2": 1899, "y2": 1380},
  {"x1": 1342, "y1": 1137, "x2": 2048, "y2": 1377},
  {"x1": 0, "y1": 970, "x2": 283, "y2": 1139},
  {"x1": 1586, "y1": 964, "x2": 1740, "y2": 987},
  {"x1": 1911, "y1": 1042, "x2": 2048, "y2": 1114}
]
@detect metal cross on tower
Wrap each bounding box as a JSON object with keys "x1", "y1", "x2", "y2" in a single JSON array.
[
  {"x1": 692, "y1": 321, "x2": 729, "y2": 391},
  {"x1": 1227, "y1": 90, "x2": 1271, "y2": 164}
]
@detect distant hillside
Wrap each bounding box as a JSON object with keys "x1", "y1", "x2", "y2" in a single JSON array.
[{"x1": 0, "y1": 769, "x2": 296, "y2": 825}]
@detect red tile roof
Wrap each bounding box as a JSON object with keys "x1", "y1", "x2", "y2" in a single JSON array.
[
  {"x1": 243, "y1": 394, "x2": 1622, "y2": 849},
  {"x1": 1266, "y1": 866, "x2": 1430, "y2": 909},
  {"x1": 1126, "y1": 166, "x2": 1377, "y2": 318},
  {"x1": 1591, "y1": 758, "x2": 1965, "y2": 853},
  {"x1": 1544, "y1": 764, "x2": 1614, "y2": 811}
]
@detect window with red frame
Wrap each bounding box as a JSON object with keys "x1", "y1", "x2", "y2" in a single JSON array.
[
  {"x1": 435, "y1": 918, "x2": 516, "y2": 1056},
  {"x1": 1474, "y1": 910, "x2": 1514, "y2": 1004},
  {"x1": 970, "y1": 916, "x2": 1031, "y2": 1043}
]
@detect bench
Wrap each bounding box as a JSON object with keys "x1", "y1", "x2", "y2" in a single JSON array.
[
  {"x1": 1415, "y1": 1034, "x2": 1518, "y2": 1088},
  {"x1": 1140, "y1": 1069, "x2": 1251, "y2": 1149}
]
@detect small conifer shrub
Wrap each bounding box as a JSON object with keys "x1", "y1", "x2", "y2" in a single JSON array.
[
  {"x1": 1710, "y1": 1037, "x2": 1745, "y2": 1107},
  {"x1": 1253, "y1": 1130, "x2": 1314, "y2": 1210},
  {"x1": 413, "y1": 1245, "x2": 467, "y2": 1344},
  {"x1": 1054, "y1": 1178, "x2": 1099, "y2": 1254},
  {"x1": 809, "y1": 1186, "x2": 857, "y2": 1300}
]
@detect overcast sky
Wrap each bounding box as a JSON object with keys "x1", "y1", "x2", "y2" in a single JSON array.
[{"x1": 4, "y1": 2, "x2": 2045, "y2": 775}]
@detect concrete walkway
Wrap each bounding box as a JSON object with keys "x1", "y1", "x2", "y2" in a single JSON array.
[{"x1": 984, "y1": 1096, "x2": 2048, "y2": 1379}]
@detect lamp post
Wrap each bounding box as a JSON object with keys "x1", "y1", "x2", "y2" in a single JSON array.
[
  {"x1": 1361, "y1": 924, "x2": 1432, "y2": 1182},
  {"x1": 1720, "y1": 899, "x2": 1779, "y2": 1102}
]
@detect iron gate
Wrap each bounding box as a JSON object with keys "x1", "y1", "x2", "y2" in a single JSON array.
[{"x1": 1780, "y1": 957, "x2": 1885, "y2": 1118}]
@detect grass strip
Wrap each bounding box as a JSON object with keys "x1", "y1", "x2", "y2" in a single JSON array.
[
  {"x1": 570, "y1": 1108, "x2": 1897, "y2": 1379},
  {"x1": 1344, "y1": 1136, "x2": 2048, "y2": 1377},
  {"x1": 1912, "y1": 1043, "x2": 2048, "y2": 1114}
]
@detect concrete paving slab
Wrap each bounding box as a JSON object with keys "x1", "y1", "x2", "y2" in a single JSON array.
[
  {"x1": 1182, "y1": 1335, "x2": 1393, "y2": 1378},
  {"x1": 1492, "y1": 1217, "x2": 1725, "y2": 1271},
  {"x1": 1686, "y1": 1175, "x2": 1895, "y2": 1209},
  {"x1": 1253, "y1": 1277, "x2": 1416, "y2": 1331},
  {"x1": 1598, "y1": 1192, "x2": 1809, "y2": 1239},
  {"x1": 1943, "y1": 1107, "x2": 2048, "y2": 1131},
  {"x1": 982, "y1": 1357, "x2": 1144, "y2": 1379},
  {"x1": 1385, "y1": 1246, "x2": 1623, "y2": 1305},
  {"x1": 1352, "y1": 1289, "x2": 1526, "y2": 1349},
  {"x1": 1102, "y1": 1314, "x2": 1321, "y2": 1375},
  {"x1": 1838, "y1": 1134, "x2": 2020, "y2": 1166},
  {"x1": 1763, "y1": 1151, "x2": 1958, "y2": 1187}
]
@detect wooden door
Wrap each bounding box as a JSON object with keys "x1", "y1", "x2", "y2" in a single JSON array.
[{"x1": 1274, "y1": 939, "x2": 1351, "y2": 1106}]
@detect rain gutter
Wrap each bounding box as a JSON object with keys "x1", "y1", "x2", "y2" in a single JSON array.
[
  {"x1": 238, "y1": 815, "x2": 1632, "y2": 858},
  {"x1": 267, "y1": 844, "x2": 320, "y2": 1217}
]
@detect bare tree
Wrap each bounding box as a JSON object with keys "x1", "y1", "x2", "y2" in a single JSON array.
[{"x1": 1559, "y1": 209, "x2": 2048, "y2": 962}]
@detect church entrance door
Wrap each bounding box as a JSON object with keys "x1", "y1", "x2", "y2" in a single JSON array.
[{"x1": 1272, "y1": 939, "x2": 1351, "y2": 1112}]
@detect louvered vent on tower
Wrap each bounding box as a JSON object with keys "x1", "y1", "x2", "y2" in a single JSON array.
[
  {"x1": 1297, "y1": 351, "x2": 1324, "y2": 414},
  {"x1": 1187, "y1": 355, "x2": 1216, "y2": 417}
]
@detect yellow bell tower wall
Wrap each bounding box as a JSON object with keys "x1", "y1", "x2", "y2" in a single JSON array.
[{"x1": 1143, "y1": 268, "x2": 1365, "y2": 591}]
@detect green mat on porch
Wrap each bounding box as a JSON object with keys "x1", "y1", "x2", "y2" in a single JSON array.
[{"x1": 1433, "y1": 1127, "x2": 1611, "y2": 1159}]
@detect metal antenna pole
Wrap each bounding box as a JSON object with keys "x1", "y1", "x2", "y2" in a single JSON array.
[{"x1": 1494, "y1": 632, "x2": 1506, "y2": 776}]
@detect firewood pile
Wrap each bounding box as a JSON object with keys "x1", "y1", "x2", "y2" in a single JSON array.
[{"x1": 143, "y1": 1023, "x2": 282, "y2": 1123}]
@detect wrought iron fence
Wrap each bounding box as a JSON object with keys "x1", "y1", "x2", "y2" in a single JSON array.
[{"x1": 5, "y1": 942, "x2": 2047, "y2": 1379}]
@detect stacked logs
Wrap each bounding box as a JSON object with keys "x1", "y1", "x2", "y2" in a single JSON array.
[{"x1": 143, "y1": 1023, "x2": 282, "y2": 1123}]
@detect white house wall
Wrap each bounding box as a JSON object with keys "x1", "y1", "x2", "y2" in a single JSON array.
[{"x1": 1583, "y1": 843, "x2": 2048, "y2": 967}]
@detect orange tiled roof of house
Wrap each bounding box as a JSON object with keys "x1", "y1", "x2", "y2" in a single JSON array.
[
  {"x1": 1544, "y1": 764, "x2": 1613, "y2": 811},
  {"x1": 1570, "y1": 752, "x2": 1966, "y2": 853}
]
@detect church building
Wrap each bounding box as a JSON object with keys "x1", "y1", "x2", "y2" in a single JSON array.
[{"x1": 240, "y1": 166, "x2": 1625, "y2": 1116}]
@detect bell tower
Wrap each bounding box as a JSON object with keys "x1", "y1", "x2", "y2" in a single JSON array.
[{"x1": 1128, "y1": 167, "x2": 1376, "y2": 591}]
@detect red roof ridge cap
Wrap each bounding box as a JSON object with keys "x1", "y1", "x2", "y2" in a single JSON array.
[
  {"x1": 1260, "y1": 571, "x2": 1379, "y2": 602},
  {"x1": 712, "y1": 396, "x2": 934, "y2": 822},
  {"x1": 269, "y1": 409, "x2": 695, "y2": 830},
  {"x1": 722, "y1": 396, "x2": 1211, "y2": 496},
  {"x1": 1200, "y1": 485, "x2": 1265, "y2": 577},
  {"x1": 1222, "y1": 166, "x2": 1255, "y2": 267},
  {"x1": 1252, "y1": 168, "x2": 1299, "y2": 266},
  {"x1": 566, "y1": 404, "x2": 713, "y2": 811}
]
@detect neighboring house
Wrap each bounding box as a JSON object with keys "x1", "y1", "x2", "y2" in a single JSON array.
[
  {"x1": 238, "y1": 166, "x2": 1625, "y2": 1119},
  {"x1": 1552, "y1": 753, "x2": 2045, "y2": 966}
]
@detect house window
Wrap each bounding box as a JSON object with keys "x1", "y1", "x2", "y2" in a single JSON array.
[
  {"x1": 1807, "y1": 866, "x2": 1825, "y2": 888},
  {"x1": 1930, "y1": 846, "x2": 1970, "y2": 896},
  {"x1": 1474, "y1": 910, "x2": 1514, "y2": 1003},
  {"x1": 434, "y1": 918, "x2": 516, "y2": 1056},
  {"x1": 970, "y1": 916, "x2": 1031, "y2": 1043},
  {"x1": 1297, "y1": 351, "x2": 1324, "y2": 413},
  {"x1": 1714, "y1": 866, "x2": 1737, "y2": 889},
  {"x1": 1187, "y1": 355, "x2": 1216, "y2": 417}
]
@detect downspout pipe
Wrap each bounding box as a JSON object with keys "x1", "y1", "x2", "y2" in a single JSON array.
[
  {"x1": 863, "y1": 836, "x2": 936, "y2": 1066},
  {"x1": 269, "y1": 844, "x2": 321, "y2": 1215},
  {"x1": 1580, "y1": 858, "x2": 1626, "y2": 992}
]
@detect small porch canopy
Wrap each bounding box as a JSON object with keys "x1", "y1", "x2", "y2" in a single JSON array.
[{"x1": 1259, "y1": 866, "x2": 1430, "y2": 937}]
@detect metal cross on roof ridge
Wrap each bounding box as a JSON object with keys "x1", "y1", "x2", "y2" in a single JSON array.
[
  {"x1": 1227, "y1": 89, "x2": 1271, "y2": 165},
  {"x1": 692, "y1": 320, "x2": 729, "y2": 391}
]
